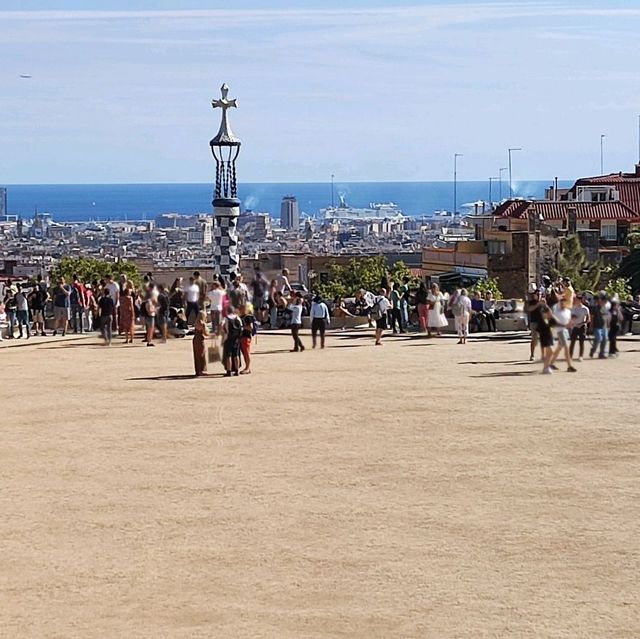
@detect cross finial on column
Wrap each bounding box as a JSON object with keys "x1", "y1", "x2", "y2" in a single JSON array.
[{"x1": 211, "y1": 83, "x2": 240, "y2": 145}]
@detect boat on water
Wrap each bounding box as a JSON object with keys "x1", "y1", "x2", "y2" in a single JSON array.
[{"x1": 321, "y1": 196, "x2": 404, "y2": 220}]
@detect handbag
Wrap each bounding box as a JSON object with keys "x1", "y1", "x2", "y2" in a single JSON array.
[{"x1": 208, "y1": 338, "x2": 221, "y2": 364}]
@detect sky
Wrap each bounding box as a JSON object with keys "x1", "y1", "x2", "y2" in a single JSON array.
[{"x1": 2, "y1": 1, "x2": 640, "y2": 184}]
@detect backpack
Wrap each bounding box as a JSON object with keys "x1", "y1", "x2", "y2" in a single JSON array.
[
  {"x1": 226, "y1": 316, "x2": 242, "y2": 341},
  {"x1": 370, "y1": 299, "x2": 383, "y2": 321},
  {"x1": 450, "y1": 296, "x2": 465, "y2": 318}
]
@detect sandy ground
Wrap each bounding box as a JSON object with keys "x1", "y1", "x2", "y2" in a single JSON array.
[{"x1": 1, "y1": 327, "x2": 639, "y2": 638}]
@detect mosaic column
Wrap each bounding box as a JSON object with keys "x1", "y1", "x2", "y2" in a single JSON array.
[{"x1": 210, "y1": 83, "x2": 242, "y2": 279}]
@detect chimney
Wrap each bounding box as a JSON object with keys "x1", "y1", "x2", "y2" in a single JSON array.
[{"x1": 567, "y1": 207, "x2": 577, "y2": 234}]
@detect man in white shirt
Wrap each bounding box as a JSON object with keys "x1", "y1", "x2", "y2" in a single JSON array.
[
  {"x1": 372, "y1": 288, "x2": 391, "y2": 346},
  {"x1": 185, "y1": 276, "x2": 200, "y2": 325},
  {"x1": 309, "y1": 295, "x2": 330, "y2": 349}
]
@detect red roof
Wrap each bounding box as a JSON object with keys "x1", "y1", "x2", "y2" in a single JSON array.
[
  {"x1": 493, "y1": 199, "x2": 640, "y2": 222},
  {"x1": 567, "y1": 166, "x2": 640, "y2": 214}
]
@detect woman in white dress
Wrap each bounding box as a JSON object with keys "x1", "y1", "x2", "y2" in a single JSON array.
[{"x1": 427, "y1": 283, "x2": 448, "y2": 337}]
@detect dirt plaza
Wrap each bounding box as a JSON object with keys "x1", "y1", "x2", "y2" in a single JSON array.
[{"x1": 1, "y1": 329, "x2": 639, "y2": 638}]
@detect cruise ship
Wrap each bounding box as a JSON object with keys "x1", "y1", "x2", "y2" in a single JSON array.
[{"x1": 321, "y1": 196, "x2": 405, "y2": 221}]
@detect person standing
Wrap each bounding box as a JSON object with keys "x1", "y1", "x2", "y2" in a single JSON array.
[
  {"x1": 104, "y1": 274, "x2": 120, "y2": 334},
  {"x1": 415, "y1": 282, "x2": 429, "y2": 333},
  {"x1": 184, "y1": 276, "x2": 200, "y2": 326},
  {"x1": 222, "y1": 307, "x2": 242, "y2": 376},
  {"x1": 569, "y1": 294, "x2": 590, "y2": 361},
  {"x1": 389, "y1": 283, "x2": 405, "y2": 334},
  {"x1": 609, "y1": 298, "x2": 623, "y2": 358},
  {"x1": 169, "y1": 277, "x2": 185, "y2": 310},
  {"x1": 207, "y1": 280, "x2": 225, "y2": 335},
  {"x1": 192, "y1": 310, "x2": 209, "y2": 377},
  {"x1": 525, "y1": 286, "x2": 544, "y2": 361},
  {"x1": 14, "y1": 284, "x2": 31, "y2": 339},
  {"x1": 156, "y1": 284, "x2": 169, "y2": 343},
  {"x1": 239, "y1": 308, "x2": 255, "y2": 375},
  {"x1": 52, "y1": 277, "x2": 72, "y2": 336},
  {"x1": 426, "y1": 283, "x2": 447, "y2": 337},
  {"x1": 251, "y1": 267, "x2": 269, "y2": 323},
  {"x1": 400, "y1": 276, "x2": 411, "y2": 329},
  {"x1": 309, "y1": 294, "x2": 330, "y2": 349},
  {"x1": 29, "y1": 280, "x2": 48, "y2": 336},
  {"x1": 144, "y1": 290, "x2": 159, "y2": 347},
  {"x1": 97, "y1": 288, "x2": 115, "y2": 345},
  {"x1": 288, "y1": 292, "x2": 305, "y2": 352},
  {"x1": 537, "y1": 304, "x2": 556, "y2": 374},
  {"x1": 372, "y1": 288, "x2": 391, "y2": 346},
  {"x1": 193, "y1": 271, "x2": 208, "y2": 309},
  {"x1": 275, "y1": 268, "x2": 293, "y2": 295},
  {"x1": 590, "y1": 292, "x2": 611, "y2": 359},
  {"x1": 119, "y1": 287, "x2": 136, "y2": 344},
  {"x1": 71, "y1": 275, "x2": 86, "y2": 333}
]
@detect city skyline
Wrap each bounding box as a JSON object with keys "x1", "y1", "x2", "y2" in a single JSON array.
[{"x1": 2, "y1": 1, "x2": 640, "y2": 184}]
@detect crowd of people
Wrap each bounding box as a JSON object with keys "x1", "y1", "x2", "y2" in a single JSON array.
[
  {"x1": 524, "y1": 275, "x2": 637, "y2": 374},
  {"x1": 2, "y1": 267, "x2": 638, "y2": 377}
]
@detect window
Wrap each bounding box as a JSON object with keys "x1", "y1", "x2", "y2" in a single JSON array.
[
  {"x1": 600, "y1": 221, "x2": 617, "y2": 241},
  {"x1": 487, "y1": 240, "x2": 507, "y2": 255}
]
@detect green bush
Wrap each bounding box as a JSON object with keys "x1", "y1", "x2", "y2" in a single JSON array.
[{"x1": 51, "y1": 256, "x2": 140, "y2": 286}]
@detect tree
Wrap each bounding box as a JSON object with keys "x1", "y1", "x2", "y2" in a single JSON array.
[
  {"x1": 605, "y1": 277, "x2": 632, "y2": 301},
  {"x1": 471, "y1": 278, "x2": 503, "y2": 299},
  {"x1": 313, "y1": 256, "x2": 417, "y2": 300},
  {"x1": 618, "y1": 248, "x2": 640, "y2": 294},
  {"x1": 626, "y1": 231, "x2": 640, "y2": 250},
  {"x1": 552, "y1": 235, "x2": 603, "y2": 292},
  {"x1": 51, "y1": 257, "x2": 140, "y2": 286}
]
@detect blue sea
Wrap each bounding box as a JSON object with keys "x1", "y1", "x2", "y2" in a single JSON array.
[{"x1": 3, "y1": 181, "x2": 569, "y2": 222}]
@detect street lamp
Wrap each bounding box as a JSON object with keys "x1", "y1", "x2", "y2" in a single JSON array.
[
  {"x1": 508, "y1": 148, "x2": 522, "y2": 198},
  {"x1": 488, "y1": 177, "x2": 499, "y2": 210},
  {"x1": 453, "y1": 153, "x2": 463, "y2": 214},
  {"x1": 499, "y1": 167, "x2": 508, "y2": 201},
  {"x1": 600, "y1": 134, "x2": 606, "y2": 175}
]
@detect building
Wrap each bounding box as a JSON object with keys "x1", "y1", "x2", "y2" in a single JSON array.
[{"x1": 280, "y1": 196, "x2": 300, "y2": 231}]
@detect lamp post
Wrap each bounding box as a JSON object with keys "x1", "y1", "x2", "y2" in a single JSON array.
[
  {"x1": 488, "y1": 177, "x2": 499, "y2": 211},
  {"x1": 499, "y1": 167, "x2": 508, "y2": 201},
  {"x1": 331, "y1": 173, "x2": 335, "y2": 208},
  {"x1": 453, "y1": 153, "x2": 463, "y2": 214},
  {"x1": 508, "y1": 148, "x2": 522, "y2": 198},
  {"x1": 600, "y1": 134, "x2": 606, "y2": 174}
]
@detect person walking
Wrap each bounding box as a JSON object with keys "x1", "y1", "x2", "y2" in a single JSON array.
[
  {"x1": 97, "y1": 288, "x2": 115, "y2": 345},
  {"x1": 451, "y1": 288, "x2": 472, "y2": 344},
  {"x1": 537, "y1": 304, "x2": 556, "y2": 374},
  {"x1": 427, "y1": 283, "x2": 448, "y2": 337},
  {"x1": 525, "y1": 285, "x2": 544, "y2": 361},
  {"x1": 119, "y1": 287, "x2": 136, "y2": 344},
  {"x1": 3, "y1": 289, "x2": 17, "y2": 339},
  {"x1": 549, "y1": 297, "x2": 577, "y2": 372},
  {"x1": 192, "y1": 310, "x2": 209, "y2": 376},
  {"x1": 569, "y1": 294, "x2": 590, "y2": 361},
  {"x1": 239, "y1": 310, "x2": 254, "y2": 375},
  {"x1": 309, "y1": 294, "x2": 330, "y2": 349},
  {"x1": 288, "y1": 292, "x2": 305, "y2": 352},
  {"x1": 14, "y1": 284, "x2": 31, "y2": 339}
]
